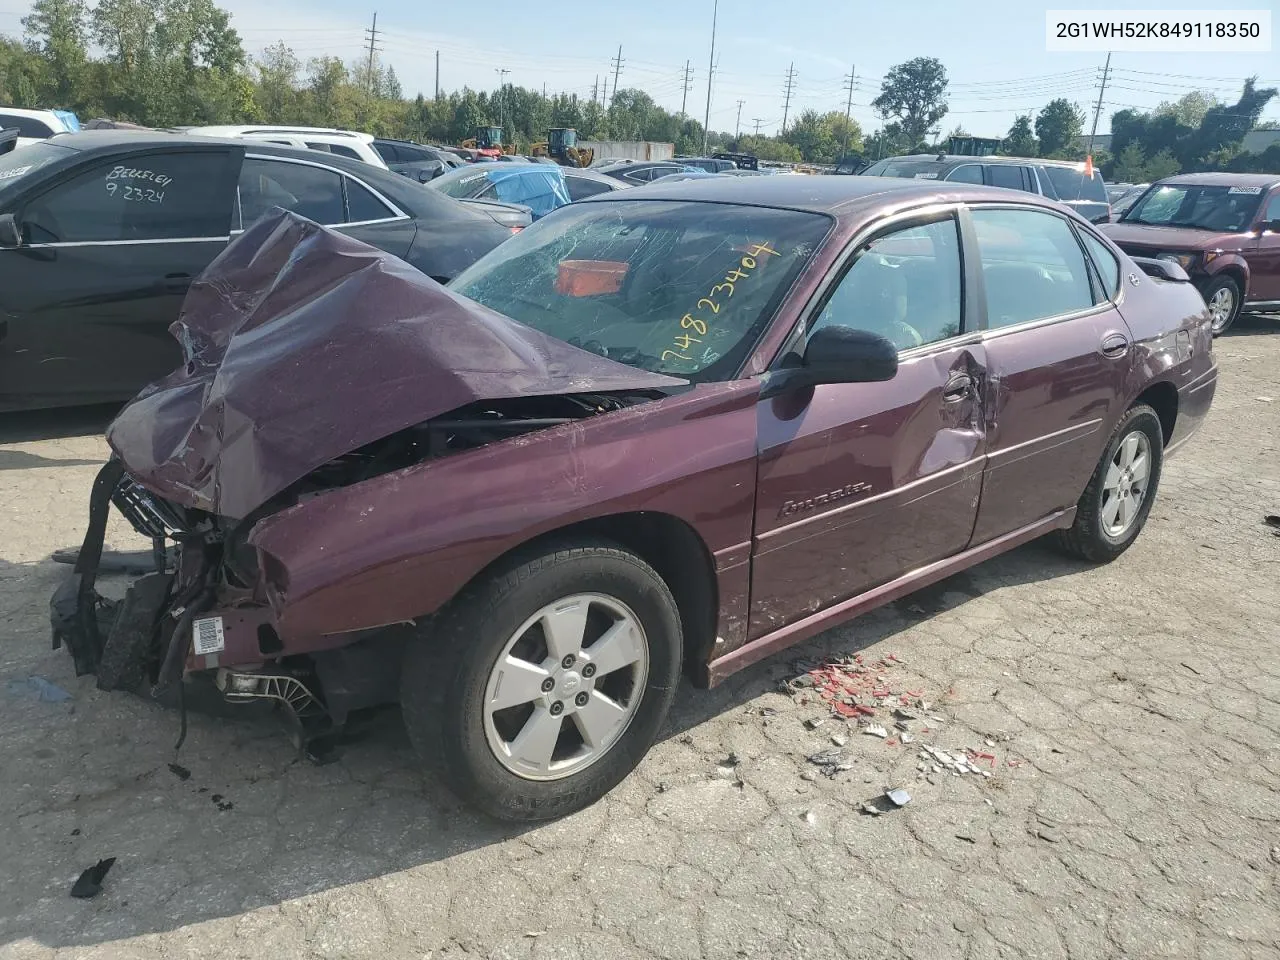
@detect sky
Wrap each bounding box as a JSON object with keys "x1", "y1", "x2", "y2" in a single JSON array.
[{"x1": 1, "y1": 0, "x2": 1277, "y2": 138}]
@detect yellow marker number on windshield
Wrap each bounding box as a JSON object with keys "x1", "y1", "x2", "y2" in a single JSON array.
[{"x1": 664, "y1": 242, "x2": 780, "y2": 367}]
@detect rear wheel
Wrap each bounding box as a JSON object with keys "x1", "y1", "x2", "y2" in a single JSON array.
[
  {"x1": 1056, "y1": 404, "x2": 1164, "y2": 563},
  {"x1": 401, "y1": 542, "x2": 682, "y2": 821},
  {"x1": 1201, "y1": 275, "x2": 1241, "y2": 336}
]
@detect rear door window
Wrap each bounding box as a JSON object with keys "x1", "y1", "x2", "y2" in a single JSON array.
[
  {"x1": 985, "y1": 164, "x2": 1025, "y2": 191},
  {"x1": 971, "y1": 207, "x2": 1096, "y2": 328},
  {"x1": 373, "y1": 141, "x2": 400, "y2": 163},
  {"x1": 0, "y1": 113, "x2": 55, "y2": 138},
  {"x1": 344, "y1": 177, "x2": 396, "y2": 222},
  {"x1": 237, "y1": 157, "x2": 344, "y2": 227},
  {"x1": 327, "y1": 144, "x2": 362, "y2": 161},
  {"x1": 23, "y1": 150, "x2": 234, "y2": 243},
  {"x1": 564, "y1": 175, "x2": 615, "y2": 200},
  {"x1": 946, "y1": 164, "x2": 983, "y2": 184}
]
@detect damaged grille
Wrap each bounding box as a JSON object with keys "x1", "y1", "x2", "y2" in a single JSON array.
[{"x1": 113, "y1": 474, "x2": 192, "y2": 539}]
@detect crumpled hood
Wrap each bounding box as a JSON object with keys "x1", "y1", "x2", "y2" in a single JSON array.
[
  {"x1": 1098, "y1": 222, "x2": 1241, "y2": 251},
  {"x1": 107, "y1": 209, "x2": 684, "y2": 520}
]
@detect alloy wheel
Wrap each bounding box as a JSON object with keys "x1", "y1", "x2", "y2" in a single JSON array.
[
  {"x1": 1101, "y1": 431, "x2": 1152, "y2": 538},
  {"x1": 1208, "y1": 286, "x2": 1235, "y2": 333},
  {"x1": 482, "y1": 593, "x2": 649, "y2": 781}
]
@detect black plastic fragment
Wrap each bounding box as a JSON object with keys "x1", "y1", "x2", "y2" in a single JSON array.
[
  {"x1": 166, "y1": 762, "x2": 191, "y2": 781},
  {"x1": 70, "y1": 857, "x2": 116, "y2": 898}
]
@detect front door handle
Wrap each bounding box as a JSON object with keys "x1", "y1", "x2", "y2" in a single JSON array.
[
  {"x1": 1100, "y1": 333, "x2": 1130, "y2": 358},
  {"x1": 942, "y1": 373, "x2": 973, "y2": 401},
  {"x1": 161, "y1": 272, "x2": 191, "y2": 293}
]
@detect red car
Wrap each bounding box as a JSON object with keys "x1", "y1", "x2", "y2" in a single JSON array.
[
  {"x1": 1101, "y1": 172, "x2": 1280, "y2": 334},
  {"x1": 56, "y1": 177, "x2": 1217, "y2": 820}
]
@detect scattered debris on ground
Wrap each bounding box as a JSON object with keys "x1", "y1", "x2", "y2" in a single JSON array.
[
  {"x1": 860, "y1": 788, "x2": 911, "y2": 816},
  {"x1": 7, "y1": 676, "x2": 72, "y2": 703},
  {"x1": 166, "y1": 762, "x2": 191, "y2": 781},
  {"x1": 70, "y1": 857, "x2": 116, "y2": 898},
  {"x1": 210, "y1": 794, "x2": 234, "y2": 812},
  {"x1": 806, "y1": 748, "x2": 854, "y2": 779}
]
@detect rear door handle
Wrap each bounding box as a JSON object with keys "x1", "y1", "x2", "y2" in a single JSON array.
[
  {"x1": 1100, "y1": 333, "x2": 1130, "y2": 358},
  {"x1": 942, "y1": 373, "x2": 973, "y2": 400}
]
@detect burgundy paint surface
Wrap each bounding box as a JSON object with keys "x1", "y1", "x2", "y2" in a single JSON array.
[{"x1": 102, "y1": 178, "x2": 1218, "y2": 681}]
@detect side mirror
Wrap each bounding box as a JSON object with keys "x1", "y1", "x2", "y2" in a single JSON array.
[
  {"x1": 759, "y1": 326, "x2": 898, "y2": 400},
  {"x1": 0, "y1": 213, "x2": 21, "y2": 248}
]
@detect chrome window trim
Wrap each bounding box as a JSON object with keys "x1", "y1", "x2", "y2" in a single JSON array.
[
  {"x1": 13, "y1": 236, "x2": 229, "y2": 249},
  {"x1": 241, "y1": 152, "x2": 409, "y2": 228}
]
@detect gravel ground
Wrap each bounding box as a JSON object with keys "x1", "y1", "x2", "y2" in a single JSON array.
[{"x1": 1, "y1": 316, "x2": 1278, "y2": 960}]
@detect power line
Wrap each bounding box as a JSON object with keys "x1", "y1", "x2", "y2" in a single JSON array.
[{"x1": 781, "y1": 62, "x2": 797, "y2": 133}]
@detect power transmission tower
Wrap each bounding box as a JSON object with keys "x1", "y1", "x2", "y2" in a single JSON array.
[
  {"x1": 680, "y1": 59, "x2": 694, "y2": 116},
  {"x1": 734, "y1": 99, "x2": 745, "y2": 139},
  {"x1": 752, "y1": 118, "x2": 763, "y2": 135},
  {"x1": 780, "y1": 62, "x2": 797, "y2": 133},
  {"x1": 363, "y1": 12, "x2": 381, "y2": 98},
  {"x1": 702, "y1": 0, "x2": 718, "y2": 154},
  {"x1": 610, "y1": 45, "x2": 624, "y2": 107},
  {"x1": 1087, "y1": 51, "x2": 1113, "y2": 159},
  {"x1": 841, "y1": 65, "x2": 856, "y2": 158}
]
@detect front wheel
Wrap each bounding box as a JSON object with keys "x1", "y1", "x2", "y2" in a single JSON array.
[
  {"x1": 401, "y1": 542, "x2": 682, "y2": 821},
  {"x1": 1201, "y1": 275, "x2": 1241, "y2": 336},
  {"x1": 1055, "y1": 404, "x2": 1164, "y2": 563}
]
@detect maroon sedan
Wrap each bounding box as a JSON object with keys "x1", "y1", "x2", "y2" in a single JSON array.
[{"x1": 55, "y1": 176, "x2": 1217, "y2": 820}]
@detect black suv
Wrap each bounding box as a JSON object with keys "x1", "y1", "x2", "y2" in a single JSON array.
[{"x1": 862, "y1": 154, "x2": 1111, "y2": 223}]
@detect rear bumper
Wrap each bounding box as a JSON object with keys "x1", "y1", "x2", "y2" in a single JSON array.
[{"x1": 1166, "y1": 364, "x2": 1217, "y2": 458}]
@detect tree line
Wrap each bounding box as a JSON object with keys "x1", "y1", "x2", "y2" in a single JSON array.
[{"x1": 2, "y1": 0, "x2": 1276, "y2": 174}]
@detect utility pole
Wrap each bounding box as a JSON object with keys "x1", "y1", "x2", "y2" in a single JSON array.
[
  {"x1": 542, "y1": 82, "x2": 547, "y2": 100},
  {"x1": 610, "y1": 45, "x2": 624, "y2": 107},
  {"x1": 1087, "y1": 51, "x2": 1113, "y2": 160},
  {"x1": 494, "y1": 67, "x2": 510, "y2": 137},
  {"x1": 363, "y1": 12, "x2": 380, "y2": 98},
  {"x1": 734, "y1": 99, "x2": 745, "y2": 139},
  {"x1": 781, "y1": 62, "x2": 797, "y2": 134},
  {"x1": 841, "y1": 64, "x2": 856, "y2": 159},
  {"x1": 592, "y1": 75, "x2": 598, "y2": 106},
  {"x1": 680, "y1": 59, "x2": 694, "y2": 117},
  {"x1": 702, "y1": 0, "x2": 718, "y2": 154},
  {"x1": 752, "y1": 117, "x2": 763, "y2": 136},
  {"x1": 434, "y1": 50, "x2": 440, "y2": 100}
]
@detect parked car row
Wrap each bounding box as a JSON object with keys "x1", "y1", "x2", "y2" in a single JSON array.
[{"x1": 0, "y1": 131, "x2": 524, "y2": 411}]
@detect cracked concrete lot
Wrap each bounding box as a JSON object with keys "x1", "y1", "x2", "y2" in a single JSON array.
[{"x1": 2, "y1": 317, "x2": 1278, "y2": 960}]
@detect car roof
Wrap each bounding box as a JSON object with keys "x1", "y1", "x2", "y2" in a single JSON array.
[
  {"x1": 1154, "y1": 171, "x2": 1280, "y2": 188},
  {"x1": 0, "y1": 106, "x2": 61, "y2": 119},
  {"x1": 579, "y1": 172, "x2": 1066, "y2": 217},
  {"x1": 562, "y1": 167, "x2": 627, "y2": 187}
]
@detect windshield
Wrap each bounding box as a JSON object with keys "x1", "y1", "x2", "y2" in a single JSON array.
[
  {"x1": 449, "y1": 199, "x2": 831, "y2": 382},
  {"x1": 0, "y1": 141, "x2": 73, "y2": 194},
  {"x1": 1041, "y1": 166, "x2": 1108, "y2": 203},
  {"x1": 1122, "y1": 183, "x2": 1264, "y2": 232},
  {"x1": 861, "y1": 159, "x2": 948, "y2": 180},
  {"x1": 429, "y1": 167, "x2": 493, "y2": 199}
]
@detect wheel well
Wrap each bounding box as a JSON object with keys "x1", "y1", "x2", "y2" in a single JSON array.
[
  {"x1": 482, "y1": 513, "x2": 720, "y2": 686},
  {"x1": 1208, "y1": 266, "x2": 1247, "y2": 296},
  {"x1": 1134, "y1": 380, "x2": 1177, "y2": 445}
]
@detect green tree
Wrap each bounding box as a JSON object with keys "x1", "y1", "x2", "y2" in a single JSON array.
[
  {"x1": 1155, "y1": 90, "x2": 1218, "y2": 127},
  {"x1": 0, "y1": 35, "x2": 46, "y2": 106},
  {"x1": 1034, "y1": 98, "x2": 1085, "y2": 156},
  {"x1": 1004, "y1": 114, "x2": 1037, "y2": 156},
  {"x1": 1143, "y1": 148, "x2": 1180, "y2": 180},
  {"x1": 1112, "y1": 142, "x2": 1148, "y2": 181},
  {"x1": 872, "y1": 57, "x2": 948, "y2": 148},
  {"x1": 252, "y1": 42, "x2": 300, "y2": 123},
  {"x1": 21, "y1": 0, "x2": 88, "y2": 107}
]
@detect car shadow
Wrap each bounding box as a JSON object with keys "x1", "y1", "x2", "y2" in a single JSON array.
[
  {"x1": 0, "y1": 404, "x2": 120, "y2": 444},
  {"x1": 0, "y1": 537, "x2": 1089, "y2": 951},
  {"x1": 0, "y1": 450, "x2": 104, "y2": 471},
  {"x1": 1229, "y1": 312, "x2": 1280, "y2": 337}
]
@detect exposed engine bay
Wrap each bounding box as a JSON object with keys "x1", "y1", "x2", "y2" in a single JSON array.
[{"x1": 51, "y1": 390, "x2": 657, "y2": 756}]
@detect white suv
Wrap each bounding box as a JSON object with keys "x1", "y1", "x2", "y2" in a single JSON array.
[
  {"x1": 0, "y1": 107, "x2": 81, "y2": 149},
  {"x1": 180, "y1": 126, "x2": 388, "y2": 169}
]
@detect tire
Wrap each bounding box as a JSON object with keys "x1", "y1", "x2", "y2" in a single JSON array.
[
  {"x1": 1056, "y1": 404, "x2": 1164, "y2": 563},
  {"x1": 1201, "y1": 274, "x2": 1241, "y2": 336},
  {"x1": 401, "y1": 541, "x2": 682, "y2": 822}
]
